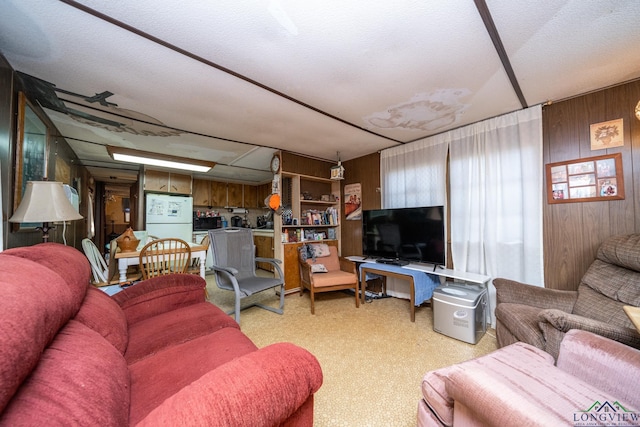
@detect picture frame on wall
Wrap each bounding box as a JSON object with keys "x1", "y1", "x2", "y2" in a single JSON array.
[
  {"x1": 590, "y1": 118, "x2": 624, "y2": 151},
  {"x1": 13, "y1": 92, "x2": 49, "y2": 230},
  {"x1": 546, "y1": 153, "x2": 624, "y2": 204}
]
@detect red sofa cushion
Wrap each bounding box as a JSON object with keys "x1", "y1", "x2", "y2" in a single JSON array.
[
  {"x1": 112, "y1": 274, "x2": 208, "y2": 325},
  {"x1": 2, "y1": 243, "x2": 90, "y2": 304},
  {"x1": 0, "y1": 321, "x2": 129, "y2": 426},
  {"x1": 129, "y1": 327, "x2": 258, "y2": 425},
  {"x1": 124, "y1": 301, "x2": 239, "y2": 364},
  {"x1": 74, "y1": 287, "x2": 129, "y2": 354},
  {"x1": 0, "y1": 247, "x2": 87, "y2": 412}
]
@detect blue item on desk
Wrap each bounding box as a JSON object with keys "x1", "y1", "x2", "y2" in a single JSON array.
[{"x1": 359, "y1": 262, "x2": 439, "y2": 306}]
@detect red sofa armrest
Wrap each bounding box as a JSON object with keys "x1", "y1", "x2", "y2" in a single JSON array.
[
  {"x1": 137, "y1": 342, "x2": 323, "y2": 427},
  {"x1": 111, "y1": 274, "x2": 206, "y2": 326}
]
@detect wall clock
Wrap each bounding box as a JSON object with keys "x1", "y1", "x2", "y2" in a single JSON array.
[{"x1": 270, "y1": 154, "x2": 281, "y2": 173}]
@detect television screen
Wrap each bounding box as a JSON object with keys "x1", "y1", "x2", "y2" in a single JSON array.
[{"x1": 362, "y1": 206, "x2": 445, "y2": 265}]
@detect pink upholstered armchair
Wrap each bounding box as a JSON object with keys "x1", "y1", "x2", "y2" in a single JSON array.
[{"x1": 418, "y1": 329, "x2": 640, "y2": 426}]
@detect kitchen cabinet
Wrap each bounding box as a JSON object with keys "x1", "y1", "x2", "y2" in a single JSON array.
[
  {"x1": 192, "y1": 179, "x2": 229, "y2": 207},
  {"x1": 170, "y1": 173, "x2": 192, "y2": 194},
  {"x1": 227, "y1": 183, "x2": 243, "y2": 207},
  {"x1": 257, "y1": 183, "x2": 271, "y2": 208},
  {"x1": 244, "y1": 185, "x2": 258, "y2": 208},
  {"x1": 144, "y1": 169, "x2": 191, "y2": 194},
  {"x1": 193, "y1": 179, "x2": 261, "y2": 208},
  {"x1": 254, "y1": 233, "x2": 275, "y2": 272},
  {"x1": 192, "y1": 179, "x2": 212, "y2": 206},
  {"x1": 210, "y1": 181, "x2": 227, "y2": 207}
]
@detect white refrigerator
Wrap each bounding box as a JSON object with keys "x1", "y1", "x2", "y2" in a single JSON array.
[{"x1": 145, "y1": 193, "x2": 193, "y2": 243}]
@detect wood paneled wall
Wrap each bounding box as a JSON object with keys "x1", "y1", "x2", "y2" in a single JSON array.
[
  {"x1": 281, "y1": 151, "x2": 334, "y2": 178},
  {"x1": 542, "y1": 79, "x2": 640, "y2": 290},
  {"x1": 340, "y1": 152, "x2": 381, "y2": 257}
]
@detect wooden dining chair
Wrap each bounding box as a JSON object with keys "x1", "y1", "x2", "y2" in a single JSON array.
[{"x1": 138, "y1": 238, "x2": 191, "y2": 280}]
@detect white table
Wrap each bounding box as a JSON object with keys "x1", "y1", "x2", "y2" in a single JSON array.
[
  {"x1": 114, "y1": 243, "x2": 208, "y2": 283},
  {"x1": 346, "y1": 256, "x2": 491, "y2": 286}
]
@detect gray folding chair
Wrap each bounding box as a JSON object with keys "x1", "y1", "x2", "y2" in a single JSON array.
[{"x1": 208, "y1": 227, "x2": 284, "y2": 323}]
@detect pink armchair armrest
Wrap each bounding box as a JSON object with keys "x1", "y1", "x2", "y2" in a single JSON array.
[
  {"x1": 137, "y1": 342, "x2": 323, "y2": 427},
  {"x1": 556, "y1": 329, "x2": 640, "y2": 407}
]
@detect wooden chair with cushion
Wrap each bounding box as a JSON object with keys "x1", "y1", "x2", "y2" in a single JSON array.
[
  {"x1": 138, "y1": 237, "x2": 191, "y2": 280},
  {"x1": 298, "y1": 243, "x2": 359, "y2": 314}
]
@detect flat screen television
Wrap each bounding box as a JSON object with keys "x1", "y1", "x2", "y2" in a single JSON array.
[{"x1": 362, "y1": 206, "x2": 445, "y2": 266}]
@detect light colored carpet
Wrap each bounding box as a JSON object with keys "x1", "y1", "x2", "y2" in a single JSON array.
[{"x1": 206, "y1": 276, "x2": 497, "y2": 427}]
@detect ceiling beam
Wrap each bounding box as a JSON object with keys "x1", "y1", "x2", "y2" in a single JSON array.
[{"x1": 473, "y1": 0, "x2": 528, "y2": 109}]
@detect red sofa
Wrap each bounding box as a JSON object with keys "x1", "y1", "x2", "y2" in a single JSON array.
[{"x1": 0, "y1": 243, "x2": 323, "y2": 426}]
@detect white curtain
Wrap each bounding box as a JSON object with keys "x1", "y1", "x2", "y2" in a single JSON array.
[
  {"x1": 380, "y1": 137, "x2": 449, "y2": 209},
  {"x1": 449, "y1": 105, "x2": 544, "y2": 325},
  {"x1": 380, "y1": 105, "x2": 544, "y2": 325},
  {"x1": 379, "y1": 138, "x2": 448, "y2": 299}
]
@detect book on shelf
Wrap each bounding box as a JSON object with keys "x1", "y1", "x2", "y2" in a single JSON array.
[{"x1": 299, "y1": 207, "x2": 338, "y2": 226}]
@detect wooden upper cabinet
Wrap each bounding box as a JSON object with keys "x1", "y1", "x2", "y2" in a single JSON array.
[
  {"x1": 169, "y1": 173, "x2": 192, "y2": 194},
  {"x1": 144, "y1": 170, "x2": 192, "y2": 195},
  {"x1": 227, "y1": 183, "x2": 243, "y2": 207},
  {"x1": 208, "y1": 181, "x2": 225, "y2": 206},
  {"x1": 144, "y1": 170, "x2": 170, "y2": 192},
  {"x1": 257, "y1": 183, "x2": 271, "y2": 208},
  {"x1": 191, "y1": 179, "x2": 263, "y2": 208},
  {"x1": 244, "y1": 185, "x2": 258, "y2": 208},
  {"x1": 193, "y1": 179, "x2": 211, "y2": 206}
]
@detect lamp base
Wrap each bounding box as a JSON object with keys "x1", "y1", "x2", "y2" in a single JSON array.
[{"x1": 37, "y1": 222, "x2": 54, "y2": 243}]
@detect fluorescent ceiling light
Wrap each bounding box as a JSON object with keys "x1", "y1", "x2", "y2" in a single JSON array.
[{"x1": 107, "y1": 146, "x2": 215, "y2": 173}]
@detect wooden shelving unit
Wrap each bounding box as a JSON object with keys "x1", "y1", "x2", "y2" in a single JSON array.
[{"x1": 273, "y1": 171, "x2": 342, "y2": 293}]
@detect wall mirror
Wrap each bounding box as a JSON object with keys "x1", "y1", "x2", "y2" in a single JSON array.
[{"x1": 13, "y1": 92, "x2": 49, "y2": 229}]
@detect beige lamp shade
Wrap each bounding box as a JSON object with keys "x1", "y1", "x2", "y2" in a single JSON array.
[{"x1": 10, "y1": 181, "x2": 83, "y2": 223}]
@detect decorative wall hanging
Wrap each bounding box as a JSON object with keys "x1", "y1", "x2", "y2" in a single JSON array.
[
  {"x1": 546, "y1": 153, "x2": 624, "y2": 204},
  {"x1": 590, "y1": 118, "x2": 624, "y2": 150},
  {"x1": 344, "y1": 183, "x2": 362, "y2": 220}
]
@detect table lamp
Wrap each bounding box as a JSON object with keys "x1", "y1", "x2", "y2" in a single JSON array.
[{"x1": 9, "y1": 181, "x2": 83, "y2": 242}]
